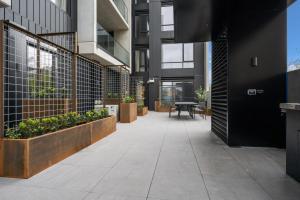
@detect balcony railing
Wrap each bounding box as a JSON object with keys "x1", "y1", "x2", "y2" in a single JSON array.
[
  {"x1": 97, "y1": 24, "x2": 130, "y2": 65},
  {"x1": 113, "y1": 0, "x2": 128, "y2": 22}
]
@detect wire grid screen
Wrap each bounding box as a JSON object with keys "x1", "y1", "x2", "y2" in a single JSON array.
[
  {"x1": 120, "y1": 68, "x2": 130, "y2": 99},
  {"x1": 3, "y1": 25, "x2": 73, "y2": 131},
  {"x1": 105, "y1": 67, "x2": 120, "y2": 99},
  {"x1": 40, "y1": 33, "x2": 76, "y2": 52},
  {"x1": 130, "y1": 76, "x2": 144, "y2": 105},
  {"x1": 77, "y1": 57, "x2": 104, "y2": 114}
]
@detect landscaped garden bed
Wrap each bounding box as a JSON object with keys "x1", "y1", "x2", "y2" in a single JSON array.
[
  {"x1": 120, "y1": 96, "x2": 137, "y2": 123},
  {"x1": 0, "y1": 109, "x2": 116, "y2": 179}
]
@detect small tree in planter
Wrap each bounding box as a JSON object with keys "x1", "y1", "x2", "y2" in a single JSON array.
[
  {"x1": 120, "y1": 96, "x2": 137, "y2": 123},
  {"x1": 137, "y1": 101, "x2": 148, "y2": 116},
  {"x1": 195, "y1": 86, "x2": 208, "y2": 116}
]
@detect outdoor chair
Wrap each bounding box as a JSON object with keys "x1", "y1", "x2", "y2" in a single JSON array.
[
  {"x1": 168, "y1": 102, "x2": 176, "y2": 118},
  {"x1": 194, "y1": 101, "x2": 207, "y2": 119}
]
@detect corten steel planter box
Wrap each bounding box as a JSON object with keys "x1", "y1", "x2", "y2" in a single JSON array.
[
  {"x1": 0, "y1": 116, "x2": 116, "y2": 179},
  {"x1": 138, "y1": 107, "x2": 148, "y2": 116},
  {"x1": 91, "y1": 116, "x2": 116, "y2": 143},
  {"x1": 120, "y1": 103, "x2": 137, "y2": 123}
]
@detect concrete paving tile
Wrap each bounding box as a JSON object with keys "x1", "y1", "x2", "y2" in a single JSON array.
[
  {"x1": 148, "y1": 173, "x2": 210, "y2": 200},
  {"x1": 256, "y1": 177, "x2": 300, "y2": 200},
  {"x1": 0, "y1": 185, "x2": 88, "y2": 200},
  {"x1": 204, "y1": 175, "x2": 272, "y2": 200}
]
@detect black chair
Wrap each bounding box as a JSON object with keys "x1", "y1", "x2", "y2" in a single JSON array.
[{"x1": 194, "y1": 101, "x2": 207, "y2": 119}]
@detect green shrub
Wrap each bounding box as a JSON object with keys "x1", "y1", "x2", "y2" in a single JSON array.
[
  {"x1": 123, "y1": 96, "x2": 135, "y2": 103},
  {"x1": 4, "y1": 108, "x2": 110, "y2": 139}
]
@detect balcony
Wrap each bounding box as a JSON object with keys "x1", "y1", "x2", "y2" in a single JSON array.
[
  {"x1": 97, "y1": 0, "x2": 129, "y2": 31},
  {"x1": 97, "y1": 25, "x2": 130, "y2": 65},
  {"x1": 77, "y1": 0, "x2": 131, "y2": 67}
]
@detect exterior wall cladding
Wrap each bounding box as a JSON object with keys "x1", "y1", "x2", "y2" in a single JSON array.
[
  {"x1": 132, "y1": 0, "x2": 205, "y2": 110},
  {"x1": 0, "y1": 0, "x2": 77, "y2": 34}
]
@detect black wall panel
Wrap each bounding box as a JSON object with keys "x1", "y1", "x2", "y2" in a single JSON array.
[
  {"x1": 288, "y1": 70, "x2": 300, "y2": 103},
  {"x1": 0, "y1": 0, "x2": 77, "y2": 34}
]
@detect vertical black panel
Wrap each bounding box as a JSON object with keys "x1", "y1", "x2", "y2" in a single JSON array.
[
  {"x1": 40, "y1": 0, "x2": 46, "y2": 27},
  {"x1": 5, "y1": 8, "x2": 13, "y2": 21},
  {"x1": 46, "y1": 0, "x2": 51, "y2": 31},
  {"x1": 226, "y1": 9, "x2": 286, "y2": 147},
  {"x1": 29, "y1": 20, "x2": 35, "y2": 33},
  {"x1": 11, "y1": 0, "x2": 20, "y2": 13},
  {"x1": 20, "y1": 0, "x2": 27, "y2": 17},
  {"x1": 56, "y1": 7, "x2": 60, "y2": 32},
  {"x1": 21, "y1": 17, "x2": 29, "y2": 30},
  {"x1": 13, "y1": 12, "x2": 22, "y2": 25},
  {"x1": 211, "y1": 38, "x2": 228, "y2": 143},
  {"x1": 34, "y1": 0, "x2": 40, "y2": 24},
  {"x1": 63, "y1": 13, "x2": 67, "y2": 32},
  {"x1": 60, "y1": 10, "x2": 64, "y2": 32},
  {"x1": 0, "y1": 8, "x2": 4, "y2": 19},
  {"x1": 288, "y1": 70, "x2": 300, "y2": 102},
  {"x1": 27, "y1": 0, "x2": 34, "y2": 20},
  {"x1": 50, "y1": 3, "x2": 55, "y2": 32}
]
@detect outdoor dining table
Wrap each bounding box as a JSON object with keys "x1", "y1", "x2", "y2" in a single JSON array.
[{"x1": 175, "y1": 102, "x2": 198, "y2": 118}]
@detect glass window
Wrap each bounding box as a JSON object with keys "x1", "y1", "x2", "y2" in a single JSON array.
[
  {"x1": 135, "y1": 49, "x2": 149, "y2": 72},
  {"x1": 161, "y1": 5, "x2": 174, "y2": 31},
  {"x1": 162, "y1": 43, "x2": 182, "y2": 63},
  {"x1": 161, "y1": 43, "x2": 194, "y2": 69},
  {"x1": 160, "y1": 80, "x2": 194, "y2": 104},
  {"x1": 135, "y1": 15, "x2": 149, "y2": 39},
  {"x1": 184, "y1": 43, "x2": 194, "y2": 61}
]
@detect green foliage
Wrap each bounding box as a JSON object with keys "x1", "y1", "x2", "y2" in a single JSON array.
[
  {"x1": 137, "y1": 101, "x2": 144, "y2": 108},
  {"x1": 123, "y1": 96, "x2": 135, "y2": 103},
  {"x1": 195, "y1": 86, "x2": 208, "y2": 102},
  {"x1": 5, "y1": 108, "x2": 110, "y2": 140}
]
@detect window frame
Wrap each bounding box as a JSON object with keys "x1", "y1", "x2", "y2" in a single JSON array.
[{"x1": 161, "y1": 43, "x2": 194, "y2": 69}]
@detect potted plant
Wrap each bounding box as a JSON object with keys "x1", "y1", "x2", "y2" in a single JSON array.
[
  {"x1": 120, "y1": 96, "x2": 137, "y2": 123},
  {"x1": 137, "y1": 101, "x2": 148, "y2": 116},
  {"x1": 195, "y1": 86, "x2": 208, "y2": 115},
  {"x1": 104, "y1": 92, "x2": 122, "y2": 105},
  {"x1": 0, "y1": 109, "x2": 116, "y2": 179}
]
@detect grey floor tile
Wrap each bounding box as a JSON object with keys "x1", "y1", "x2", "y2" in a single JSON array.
[
  {"x1": 204, "y1": 175, "x2": 272, "y2": 200},
  {"x1": 0, "y1": 185, "x2": 87, "y2": 200}
]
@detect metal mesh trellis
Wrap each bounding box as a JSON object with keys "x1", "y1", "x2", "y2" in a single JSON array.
[
  {"x1": 104, "y1": 66, "x2": 130, "y2": 104},
  {"x1": 77, "y1": 56, "x2": 104, "y2": 114},
  {"x1": 3, "y1": 23, "x2": 73, "y2": 131},
  {"x1": 130, "y1": 76, "x2": 145, "y2": 106},
  {"x1": 39, "y1": 33, "x2": 76, "y2": 52}
]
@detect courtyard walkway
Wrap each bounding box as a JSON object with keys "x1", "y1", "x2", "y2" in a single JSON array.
[{"x1": 0, "y1": 112, "x2": 299, "y2": 200}]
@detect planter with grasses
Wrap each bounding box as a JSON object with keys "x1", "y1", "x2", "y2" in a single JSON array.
[
  {"x1": 0, "y1": 109, "x2": 116, "y2": 179},
  {"x1": 120, "y1": 96, "x2": 137, "y2": 123}
]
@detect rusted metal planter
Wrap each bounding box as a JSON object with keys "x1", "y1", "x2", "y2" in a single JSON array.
[
  {"x1": 138, "y1": 107, "x2": 148, "y2": 116},
  {"x1": 0, "y1": 116, "x2": 116, "y2": 179},
  {"x1": 120, "y1": 103, "x2": 137, "y2": 123},
  {"x1": 91, "y1": 116, "x2": 117, "y2": 143}
]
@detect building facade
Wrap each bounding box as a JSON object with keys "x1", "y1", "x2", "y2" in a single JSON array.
[{"x1": 132, "y1": 0, "x2": 205, "y2": 110}]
